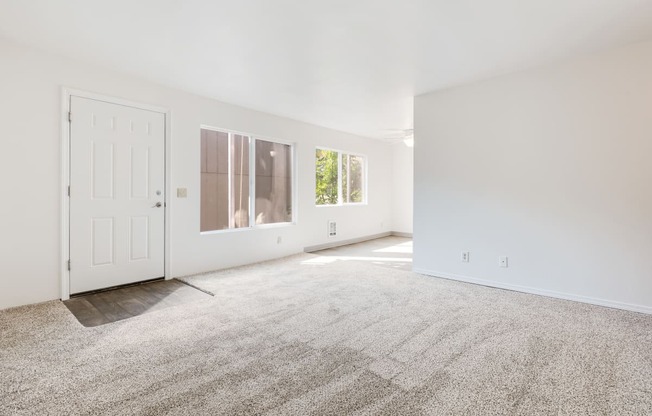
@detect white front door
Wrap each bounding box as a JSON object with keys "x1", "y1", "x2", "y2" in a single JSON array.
[{"x1": 69, "y1": 96, "x2": 165, "y2": 294}]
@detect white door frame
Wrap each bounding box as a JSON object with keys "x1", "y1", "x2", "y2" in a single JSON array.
[{"x1": 60, "y1": 87, "x2": 172, "y2": 300}]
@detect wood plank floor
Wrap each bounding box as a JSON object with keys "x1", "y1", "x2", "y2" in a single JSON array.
[{"x1": 64, "y1": 279, "x2": 211, "y2": 327}]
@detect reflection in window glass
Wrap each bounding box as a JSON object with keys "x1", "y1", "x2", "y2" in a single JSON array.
[
  {"x1": 343, "y1": 154, "x2": 364, "y2": 203},
  {"x1": 255, "y1": 140, "x2": 292, "y2": 224}
]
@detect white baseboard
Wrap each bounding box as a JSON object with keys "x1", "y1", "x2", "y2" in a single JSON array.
[
  {"x1": 304, "y1": 232, "x2": 392, "y2": 253},
  {"x1": 391, "y1": 231, "x2": 413, "y2": 238},
  {"x1": 413, "y1": 268, "x2": 652, "y2": 315}
]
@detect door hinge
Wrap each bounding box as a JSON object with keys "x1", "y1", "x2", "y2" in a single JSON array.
[
  {"x1": 67, "y1": 186, "x2": 70, "y2": 197},
  {"x1": 67, "y1": 260, "x2": 71, "y2": 271},
  {"x1": 68, "y1": 112, "x2": 72, "y2": 123}
]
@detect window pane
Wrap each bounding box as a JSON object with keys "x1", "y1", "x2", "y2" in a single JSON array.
[
  {"x1": 255, "y1": 140, "x2": 292, "y2": 224},
  {"x1": 342, "y1": 154, "x2": 348, "y2": 202},
  {"x1": 201, "y1": 130, "x2": 296, "y2": 231},
  {"x1": 200, "y1": 129, "x2": 229, "y2": 232},
  {"x1": 200, "y1": 129, "x2": 249, "y2": 231},
  {"x1": 315, "y1": 149, "x2": 339, "y2": 205},
  {"x1": 343, "y1": 154, "x2": 364, "y2": 203},
  {"x1": 230, "y1": 134, "x2": 250, "y2": 228}
]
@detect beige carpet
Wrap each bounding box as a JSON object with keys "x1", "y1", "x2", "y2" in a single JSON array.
[{"x1": 1, "y1": 251, "x2": 651, "y2": 415}]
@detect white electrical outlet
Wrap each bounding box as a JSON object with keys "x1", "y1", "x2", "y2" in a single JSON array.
[
  {"x1": 328, "y1": 221, "x2": 337, "y2": 237},
  {"x1": 461, "y1": 251, "x2": 470, "y2": 263},
  {"x1": 277, "y1": 236, "x2": 282, "y2": 244},
  {"x1": 499, "y1": 256, "x2": 508, "y2": 268}
]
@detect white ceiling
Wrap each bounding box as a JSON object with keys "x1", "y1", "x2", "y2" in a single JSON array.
[{"x1": 2, "y1": 1, "x2": 652, "y2": 139}]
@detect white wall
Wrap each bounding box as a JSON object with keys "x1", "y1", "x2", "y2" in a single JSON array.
[
  {"x1": 391, "y1": 143, "x2": 413, "y2": 234},
  {"x1": 414, "y1": 40, "x2": 652, "y2": 314},
  {"x1": 0, "y1": 37, "x2": 394, "y2": 310}
]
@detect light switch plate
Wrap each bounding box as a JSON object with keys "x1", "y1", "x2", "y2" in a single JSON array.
[{"x1": 177, "y1": 188, "x2": 188, "y2": 198}]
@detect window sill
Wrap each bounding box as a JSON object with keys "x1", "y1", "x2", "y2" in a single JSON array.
[
  {"x1": 200, "y1": 222, "x2": 296, "y2": 235},
  {"x1": 315, "y1": 202, "x2": 368, "y2": 208}
]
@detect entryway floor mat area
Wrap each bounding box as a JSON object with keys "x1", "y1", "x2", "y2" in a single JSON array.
[{"x1": 64, "y1": 279, "x2": 211, "y2": 327}]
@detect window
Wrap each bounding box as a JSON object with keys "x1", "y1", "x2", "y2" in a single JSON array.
[
  {"x1": 315, "y1": 149, "x2": 339, "y2": 205},
  {"x1": 342, "y1": 153, "x2": 365, "y2": 203},
  {"x1": 255, "y1": 139, "x2": 293, "y2": 225},
  {"x1": 200, "y1": 128, "x2": 293, "y2": 232},
  {"x1": 315, "y1": 148, "x2": 366, "y2": 206}
]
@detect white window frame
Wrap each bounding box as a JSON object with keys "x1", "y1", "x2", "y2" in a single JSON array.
[
  {"x1": 315, "y1": 146, "x2": 368, "y2": 207},
  {"x1": 200, "y1": 125, "x2": 297, "y2": 234}
]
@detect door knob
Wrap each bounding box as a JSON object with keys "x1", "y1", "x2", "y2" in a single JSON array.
[{"x1": 153, "y1": 202, "x2": 162, "y2": 208}]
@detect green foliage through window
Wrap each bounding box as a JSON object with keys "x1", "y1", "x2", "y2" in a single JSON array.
[
  {"x1": 316, "y1": 149, "x2": 365, "y2": 205},
  {"x1": 315, "y1": 149, "x2": 339, "y2": 205}
]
